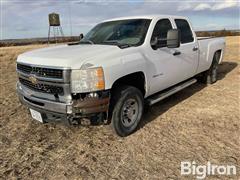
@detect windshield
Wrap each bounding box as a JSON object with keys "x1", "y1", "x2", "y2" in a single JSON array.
[{"x1": 80, "y1": 19, "x2": 151, "y2": 47}]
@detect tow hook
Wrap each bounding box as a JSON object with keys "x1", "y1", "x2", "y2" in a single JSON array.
[{"x1": 68, "y1": 117, "x2": 81, "y2": 126}]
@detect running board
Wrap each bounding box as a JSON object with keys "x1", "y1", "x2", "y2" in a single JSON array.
[{"x1": 147, "y1": 78, "x2": 197, "y2": 106}]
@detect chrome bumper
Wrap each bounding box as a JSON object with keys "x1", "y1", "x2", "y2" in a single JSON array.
[
  {"x1": 17, "y1": 82, "x2": 72, "y2": 114},
  {"x1": 17, "y1": 82, "x2": 110, "y2": 124}
]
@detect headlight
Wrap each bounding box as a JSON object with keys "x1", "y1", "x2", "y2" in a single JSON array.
[{"x1": 71, "y1": 67, "x2": 105, "y2": 93}]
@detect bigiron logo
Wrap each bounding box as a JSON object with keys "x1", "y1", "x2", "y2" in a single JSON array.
[{"x1": 181, "y1": 161, "x2": 237, "y2": 179}]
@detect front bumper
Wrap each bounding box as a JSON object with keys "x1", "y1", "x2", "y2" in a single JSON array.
[{"x1": 17, "y1": 82, "x2": 110, "y2": 124}]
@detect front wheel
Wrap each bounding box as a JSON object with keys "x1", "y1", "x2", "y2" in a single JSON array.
[{"x1": 111, "y1": 86, "x2": 144, "y2": 137}]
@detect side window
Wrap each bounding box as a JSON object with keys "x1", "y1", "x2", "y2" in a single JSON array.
[
  {"x1": 151, "y1": 19, "x2": 172, "y2": 49},
  {"x1": 175, "y1": 19, "x2": 194, "y2": 44}
]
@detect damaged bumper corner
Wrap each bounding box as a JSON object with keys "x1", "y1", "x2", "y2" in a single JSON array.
[{"x1": 72, "y1": 96, "x2": 110, "y2": 115}]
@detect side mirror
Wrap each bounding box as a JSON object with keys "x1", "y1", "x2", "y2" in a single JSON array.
[
  {"x1": 79, "y1": 33, "x2": 84, "y2": 40},
  {"x1": 167, "y1": 29, "x2": 181, "y2": 48}
]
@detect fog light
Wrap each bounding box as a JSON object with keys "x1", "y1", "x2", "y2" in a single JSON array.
[
  {"x1": 66, "y1": 105, "x2": 73, "y2": 114},
  {"x1": 87, "y1": 92, "x2": 99, "y2": 98}
]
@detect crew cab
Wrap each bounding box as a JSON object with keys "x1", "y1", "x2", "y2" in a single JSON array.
[{"x1": 16, "y1": 15, "x2": 225, "y2": 136}]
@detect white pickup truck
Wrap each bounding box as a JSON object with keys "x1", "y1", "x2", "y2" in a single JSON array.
[{"x1": 16, "y1": 15, "x2": 225, "y2": 136}]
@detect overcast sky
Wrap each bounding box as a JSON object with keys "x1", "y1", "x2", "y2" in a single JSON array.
[{"x1": 1, "y1": 0, "x2": 240, "y2": 39}]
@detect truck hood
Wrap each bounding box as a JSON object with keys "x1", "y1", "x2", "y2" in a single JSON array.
[{"x1": 17, "y1": 44, "x2": 121, "y2": 69}]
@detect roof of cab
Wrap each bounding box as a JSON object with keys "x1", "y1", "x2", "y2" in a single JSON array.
[{"x1": 102, "y1": 14, "x2": 186, "y2": 22}]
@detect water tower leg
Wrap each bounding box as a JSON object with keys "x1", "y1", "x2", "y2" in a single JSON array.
[
  {"x1": 60, "y1": 26, "x2": 64, "y2": 37},
  {"x1": 56, "y1": 27, "x2": 58, "y2": 43},
  {"x1": 53, "y1": 27, "x2": 57, "y2": 44},
  {"x1": 48, "y1": 26, "x2": 51, "y2": 44},
  {"x1": 60, "y1": 26, "x2": 64, "y2": 42}
]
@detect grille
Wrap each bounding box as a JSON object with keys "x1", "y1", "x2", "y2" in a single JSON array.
[
  {"x1": 17, "y1": 64, "x2": 63, "y2": 79},
  {"x1": 19, "y1": 77, "x2": 64, "y2": 95}
]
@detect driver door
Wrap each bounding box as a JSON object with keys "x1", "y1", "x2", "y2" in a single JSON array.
[{"x1": 145, "y1": 18, "x2": 196, "y2": 95}]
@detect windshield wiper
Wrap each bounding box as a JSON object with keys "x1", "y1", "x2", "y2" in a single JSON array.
[
  {"x1": 101, "y1": 41, "x2": 133, "y2": 49},
  {"x1": 118, "y1": 44, "x2": 133, "y2": 49},
  {"x1": 79, "y1": 39, "x2": 95, "y2": 44},
  {"x1": 68, "y1": 39, "x2": 95, "y2": 46}
]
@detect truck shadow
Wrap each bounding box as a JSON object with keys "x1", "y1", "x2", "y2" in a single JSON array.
[
  {"x1": 139, "y1": 61, "x2": 238, "y2": 129},
  {"x1": 217, "y1": 61, "x2": 238, "y2": 80}
]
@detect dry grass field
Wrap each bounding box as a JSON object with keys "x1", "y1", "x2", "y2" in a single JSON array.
[{"x1": 0, "y1": 37, "x2": 239, "y2": 179}]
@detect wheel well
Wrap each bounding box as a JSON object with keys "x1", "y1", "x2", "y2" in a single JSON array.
[
  {"x1": 107, "y1": 72, "x2": 145, "y2": 122},
  {"x1": 111, "y1": 72, "x2": 146, "y2": 96}
]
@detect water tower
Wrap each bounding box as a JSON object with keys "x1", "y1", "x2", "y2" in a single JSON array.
[{"x1": 48, "y1": 13, "x2": 64, "y2": 43}]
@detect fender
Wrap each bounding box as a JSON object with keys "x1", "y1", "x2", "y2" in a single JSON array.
[
  {"x1": 102, "y1": 50, "x2": 149, "y2": 96},
  {"x1": 206, "y1": 38, "x2": 225, "y2": 69}
]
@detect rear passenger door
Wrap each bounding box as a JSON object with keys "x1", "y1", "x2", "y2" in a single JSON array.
[{"x1": 173, "y1": 19, "x2": 199, "y2": 76}]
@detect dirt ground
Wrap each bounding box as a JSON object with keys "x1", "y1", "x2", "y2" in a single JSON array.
[{"x1": 0, "y1": 36, "x2": 239, "y2": 180}]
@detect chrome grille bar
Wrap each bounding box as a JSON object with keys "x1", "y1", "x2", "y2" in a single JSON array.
[
  {"x1": 17, "y1": 63, "x2": 63, "y2": 79},
  {"x1": 19, "y1": 77, "x2": 64, "y2": 95}
]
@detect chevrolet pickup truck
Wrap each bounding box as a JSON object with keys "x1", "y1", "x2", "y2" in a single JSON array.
[{"x1": 16, "y1": 15, "x2": 225, "y2": 136}]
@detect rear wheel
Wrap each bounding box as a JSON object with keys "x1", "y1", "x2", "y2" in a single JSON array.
[
  {"x1": 110, "y1": 86, "x2": 144, "y2": 137},
  {"x1": 200, "y1": 52, "x2": 220, "y2": 84}
]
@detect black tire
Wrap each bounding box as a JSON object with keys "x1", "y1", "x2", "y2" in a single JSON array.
[
  {"x1": 200, "y1": 52, "x2": 220, "y2": 84},
  {"x1": 110, "y1": 86, "x2": 144, "y2": 137}
]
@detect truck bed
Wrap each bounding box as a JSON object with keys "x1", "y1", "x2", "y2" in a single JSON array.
[{"x1": 196, "y1": 36, "x2": 225, "y2": 74}]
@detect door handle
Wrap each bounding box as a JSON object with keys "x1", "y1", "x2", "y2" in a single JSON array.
[
  {"x1": 193, "y1": 46, "x2": 198, "y2": 51},
  {"x1": 173, "y1": 51, "x2": 181, "y2": 56}
]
